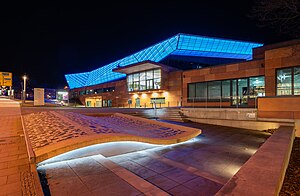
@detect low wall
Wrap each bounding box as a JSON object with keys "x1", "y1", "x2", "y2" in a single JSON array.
[
  {"x1": 216, "y1": 126, "x2": 295, "y2": 196},
  {"x1": 181, "y1": 108, "x2": 257, "y2": 121},
  {"x1": 258, "y1": 96, "x2": 300, "y2": 120},
  {"x1": 182, "y1": 108, "x2": 294, "y2": 131},
  {"x1": 187, "y1": 118, "x2": 292, "y2": 131}
]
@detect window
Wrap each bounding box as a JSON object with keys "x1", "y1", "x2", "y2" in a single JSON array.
[
  {"x1": 195, "y1": 83, "x2": 207, "y2": 100},
  {"x1": 133, "y1": 73, "x2": 139, "y2": 82},
  {"x1": 140, "y1": 80, "x2": 146, "y2": 90},
  {"x1": 133, "y1": 81, "x2": 139, "y2": 91},
  {"x1": 96, "y1": 88, "x2": 103, "y2": 94},
  {"x1": 127, "y1": 75, "x2": 133, "y2": 92},
  {"x1": 94, "y1": 87, "x2": 115, "y2": 94},
  {"x1": 72, "y1": 91, "x2": 78, "y2": 97},
  {"x1": 127, "y1": 69, "x2": 161, "y2": 91},
  {"x1": 238, "y1": 78, "x2": 248, "y2": 97},
  {"x1": 294, "y1": 67, "x2": 300, "y2": 95},
  {"x1": 140, "y1": 72, "x2": 146, "y2": 90},
  {"x1": 154, "y1": 78, "x2": 161, "y2": 89},
  {"x1": 249, "y1": 76, "x2": 265, "y2": 97},
  {"x1": 277, "y1": 68, "x2": 292, "y2": 95},
  {"x1": 222, "y1": 80, "x2": 230, "y2": 99},
  {"x1": 187, "y1": 75, "x2": 265, "y2": 103},
  {"x1": 188, "y1": 83, "x2": 196, "y2": 99},
  {"x1": 232, "y1": 80, "x2": 237, "y2": 97},
  {"x1": 151, "y1": 97, "x2": 165, "y2": 104},
  {"x1": 208, "y1": 81, "x2": 221, "y2": 99}
]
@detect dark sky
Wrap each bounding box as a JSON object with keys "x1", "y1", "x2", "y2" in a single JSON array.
[{"x1": 0, "y1": 1, "x2": 291, "y2": 89}]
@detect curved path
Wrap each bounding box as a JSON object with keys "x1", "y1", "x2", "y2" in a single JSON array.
[{"x1": 23, "y1": 111, "x2": 201, "y2": 163}]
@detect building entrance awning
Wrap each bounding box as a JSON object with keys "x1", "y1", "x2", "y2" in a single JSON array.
[{"x1": 113, "y1": 61, "x2": 163, "y2": 74}]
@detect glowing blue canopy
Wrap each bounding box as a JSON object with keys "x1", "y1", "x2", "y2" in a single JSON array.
[{"x1": 65, "y1": 33, "x2": 263, "y2": 89}]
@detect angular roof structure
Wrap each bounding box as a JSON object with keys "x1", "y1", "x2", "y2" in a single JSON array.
[{"x1": 65, "y1": 33, "x2": 263, "y2": 89}]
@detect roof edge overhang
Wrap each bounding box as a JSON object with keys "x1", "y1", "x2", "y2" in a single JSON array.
[{"x1": 113, "y1": 60, "x2": 175, "y2": 74}]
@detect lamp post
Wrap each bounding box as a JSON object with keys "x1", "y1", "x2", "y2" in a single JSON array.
[{"x1": 23, "y1": 75, "x2": 27, "y2": 103}]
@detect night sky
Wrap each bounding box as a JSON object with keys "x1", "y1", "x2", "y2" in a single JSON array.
[{"x1": 0, "y1": 1, "x2": 292, "y2": 89}]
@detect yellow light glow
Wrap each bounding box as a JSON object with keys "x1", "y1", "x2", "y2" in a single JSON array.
[
  {"x1": 133, "y1": 94, "x2": 138, "y2": 99},
  {"x1": 23, "y1": 75, "x2": 27, "y2": 80},
  {"x1": 163, "y1": 92, "x2": 168, "y2": 97},
  {"x1": 152, "y1": 92, "x2": 158, "y2": 98},
  {"x1": 142, "y1": 93, "x2": 147, "y2": 98}
]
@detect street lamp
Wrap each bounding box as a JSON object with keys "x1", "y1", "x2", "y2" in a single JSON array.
[{"x1": 23, "y1": 75, "x2": 27, "y2": 103}]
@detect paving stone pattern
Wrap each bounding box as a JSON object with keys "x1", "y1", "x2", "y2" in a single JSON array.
[
  {"x1": 23, "y1": 111, "x2": 186, "y2": 151},
  {"x1": 59, "y1": 111, "x2": 185, "y2": 138},
  {"x1": 0, "y1": 99, "x2": 37, "y2": 195},
  {"x1": 24, "y1": 112, "x2": 89, "y2": 149}
]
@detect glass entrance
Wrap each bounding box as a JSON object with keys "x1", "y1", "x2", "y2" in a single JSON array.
[
  {"x1": 96, "y1": 100, "x2": 102, "y2": 107},
  {"x1": 238, "y1": 78, "x2": 248, "y2": 105},
  {"x1": 135, "y1": 98, "x2": 140, "y2": 107},
  {"x1": 231, "y1": 79, "x2": 248, "y2": 106}
]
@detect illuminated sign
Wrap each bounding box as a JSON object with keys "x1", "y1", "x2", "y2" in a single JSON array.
[
  {"x1": 0, "y1": 72, "x2": 12, "y2": 86},
  {"x1": 57, "y1": 91, "x2": 69, "y2": 101}
]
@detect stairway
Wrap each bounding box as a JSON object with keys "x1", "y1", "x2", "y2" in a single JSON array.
[
  {"x1": 124, "y1": 108, "x2": 187, "y2": 122},
  {"x1": 158, "y1": 108, "x2": 186, "y2": 122}
]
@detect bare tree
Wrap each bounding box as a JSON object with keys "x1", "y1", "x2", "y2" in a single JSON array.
[{"x1": 250, "y1": 0, "x2": 300, "y2": 38}]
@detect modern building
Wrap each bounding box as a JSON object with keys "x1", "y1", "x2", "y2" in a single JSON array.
[{"x1": 65, "y1": 33, "x2": 300, "y2": 120}]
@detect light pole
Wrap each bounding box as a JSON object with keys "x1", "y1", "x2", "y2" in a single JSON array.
[{"x1": 23, "y1": 75, "x2": 27, "y2": 103}]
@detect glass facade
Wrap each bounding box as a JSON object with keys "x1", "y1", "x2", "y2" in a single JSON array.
[
  {"x1": 276, "y1": 66, "x2": 300, "y2": 95},
  {"x1": 188, "y1": 76, "x2": 265, "y2": 103},
  {"x1": 127, "y1": 69, "x2": 161, "y2": 92}
]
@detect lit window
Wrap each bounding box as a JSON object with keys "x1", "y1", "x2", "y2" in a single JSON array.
[
  {"x1": 294, "y1": 67, "x2": 300, "y2": 95},
  {"x1": 126, "y1": 69, "x2": 161, "y2": 91},
  {"x1": 249, "y1": 76, "x2": 265, "y2": 97},
  {"x1": 222, "y1": 80, "x2": 231, "y2": 99},
  {"x1": 277, "y1": 68, "x2": 292, "y2": 95}
]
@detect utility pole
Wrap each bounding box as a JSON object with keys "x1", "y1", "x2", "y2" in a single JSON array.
[{"x1": 23, "y1": 75, "x2": 27, "y2": 103}]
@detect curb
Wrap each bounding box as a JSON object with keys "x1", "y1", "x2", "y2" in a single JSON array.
[{"x1": 20, "y1": 114, "x2": 44, "y2": 196}]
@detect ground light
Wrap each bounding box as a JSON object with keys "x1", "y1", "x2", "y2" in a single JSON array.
[{"x1": 37, "y1": 137, "x2": 201, "y2": 166}]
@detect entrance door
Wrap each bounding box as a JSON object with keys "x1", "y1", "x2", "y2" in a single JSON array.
[
  {"x1": 107, "y1": 100, "x2": 112, "y2": 107},
  {"x1": 86, "y1": 101, "x2": 91, "y2": 107},
  {"x1": 103, "y1": 100, "x2": 107, "y2": 107},
  {"x1": 238, "y1": 78, "x2": 248, "y2": 105},
  {"x1": 96, "y1": 100, "x2": 102, "y2": 107},
  {"x1": 135, "y1": 98, "x2": 140, "y2": 107},
  {"x1": 231, "y1": 79, "x2": 248, "y2": 106}
]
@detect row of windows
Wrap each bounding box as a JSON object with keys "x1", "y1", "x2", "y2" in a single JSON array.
[
  {"x1": 127, "y1": 69, "x2": 161, "y2": 91},
  {"x1": 276, "y1": 66, "x2": 300, "y2": 95},
  {"x1": 188, "y1": 76, "x2": 265, "y2": 101},
  {"x1": 79, "y1": 87, "x2": 115, "y2": 95}
]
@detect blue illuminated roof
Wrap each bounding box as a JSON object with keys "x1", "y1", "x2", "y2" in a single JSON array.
[{"x1": 65, "y1": 33, "x2": 263, "y2": 89}]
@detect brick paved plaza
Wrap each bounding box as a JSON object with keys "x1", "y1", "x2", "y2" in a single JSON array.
[{"x1": 0, "y1": 98, "x2": 271, "y2": 195}]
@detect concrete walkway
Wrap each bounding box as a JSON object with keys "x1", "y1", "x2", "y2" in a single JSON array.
[
  {"x1": 37, "y1": 120, "x2": 270, "y2": 195},
  {"x1": 0, "y1": 98, "x2": 38, "y2": 195}
]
